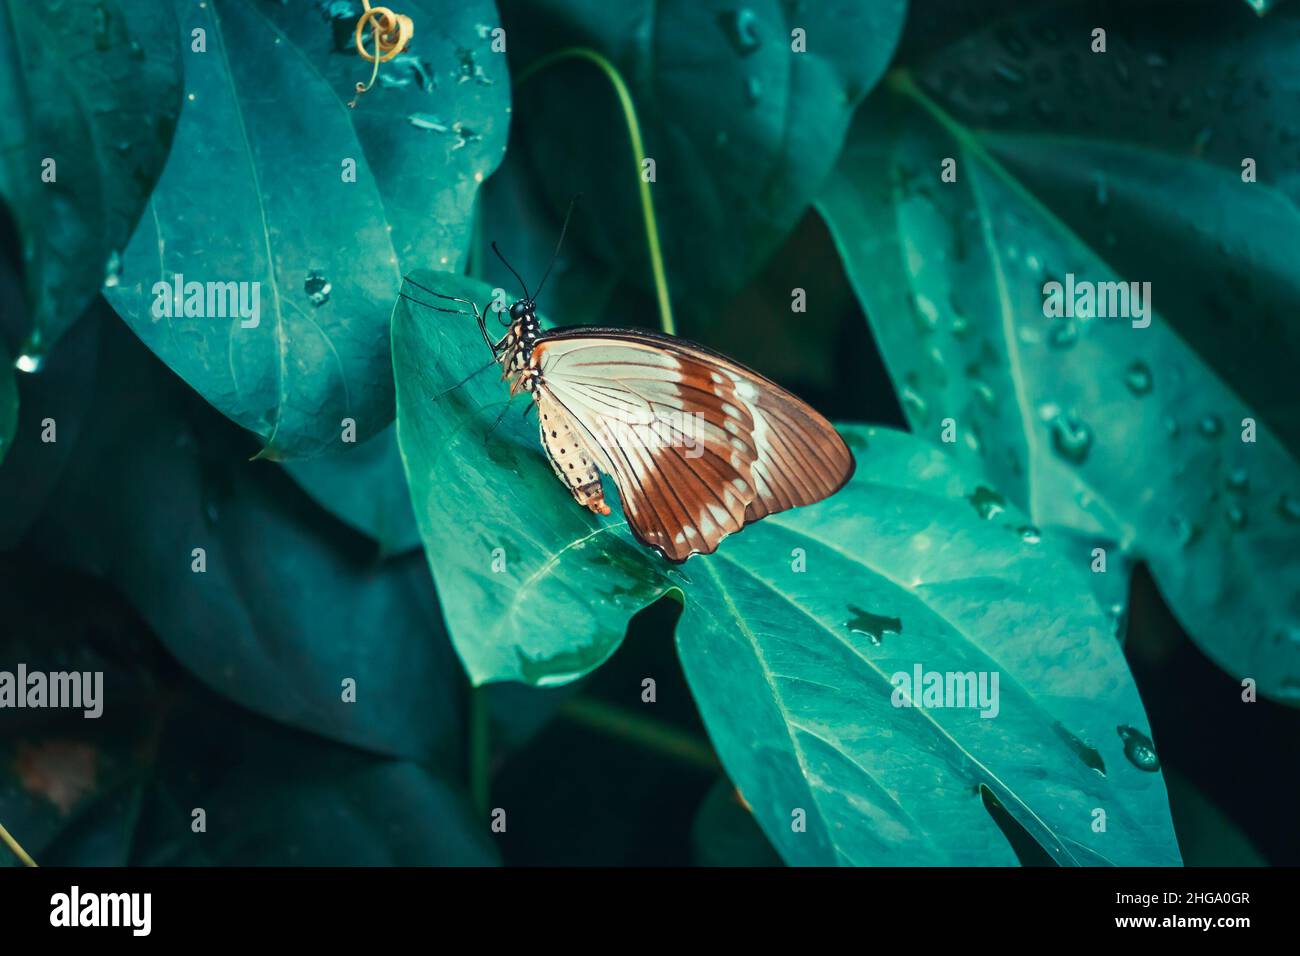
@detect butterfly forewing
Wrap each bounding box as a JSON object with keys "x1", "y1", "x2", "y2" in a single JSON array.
[{"x1": 531, "y1": 329, "x2": 853, "y2": 561}]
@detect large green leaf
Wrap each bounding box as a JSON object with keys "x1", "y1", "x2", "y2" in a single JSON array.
[
  {"x1": 394, "y1": 273, "x2": 1179, "y2": 864},
  {"x1": 104, "y1": 0, "x2": 508, "y2": 459},
  {"x1": 31, "y1": 317, "x2": 463, "y2": 760},
  {"x1": 283, "y1": 423, "x2": 421, "y2": 558},
  {"x1": 0, "y1": 301, "x2": 103, "y2": 548},
  {"x1": 499, "y1": 0, "x2": 909, "y2": 312},
  {"x1": 394, "y1": 272, "x2": 675, "y2": 686},
  {"x1": 818, "y1": 1, "x2": 1300, "y2": 702},
  {"x1": 0, "y1": 0, "x2": 182, "y2": 356},
  {"x1": 0, "y1": 683, "x2": 493, "y2": 866}
]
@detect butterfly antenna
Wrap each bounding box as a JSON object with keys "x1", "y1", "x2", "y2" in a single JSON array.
[
  {"x1": 491, "y1": 242, "x2": 530, "y2": 302},
  {"x1": 533, "y1": 193, "x2": 581, "y2": 303}
]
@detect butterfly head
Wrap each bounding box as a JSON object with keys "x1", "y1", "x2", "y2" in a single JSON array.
[{"x1": 508, "y1": 299, "x2": 540, "y2": 343}]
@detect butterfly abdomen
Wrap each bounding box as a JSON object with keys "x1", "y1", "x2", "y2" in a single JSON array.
[{"x1": 538, "y1": 396, "x2": 611, "y2": 516}]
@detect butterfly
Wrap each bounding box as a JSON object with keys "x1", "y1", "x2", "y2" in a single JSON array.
[{"x1": 402, "y1": 204, "x2": 854, "y2": 563}]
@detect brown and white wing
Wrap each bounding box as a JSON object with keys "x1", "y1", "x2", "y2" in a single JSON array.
[
  {"x1": 533, "y1": 337, "x2": 758, "y2": 561},
  {"x1": 532, "y1": 330, "x2": 854, "y2": 562}
]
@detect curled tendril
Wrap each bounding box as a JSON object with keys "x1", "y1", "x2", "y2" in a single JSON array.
[{"x1": 348, "y1": 0, "x2": 414, "y2": 108}]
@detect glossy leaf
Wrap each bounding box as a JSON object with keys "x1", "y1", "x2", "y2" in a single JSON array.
[
  {"x1": 0, "y1": 686, "x2": 493, "y2": 866},
  {"x1": 0, "y1": 0, "x2": 182, "y2": 355},
  {"x1": 283, "y1": 423, "x2": 421, "y2": 558},
  {"x1": 32, "y1": 319, "x2": 463, "y2": 760},
  {"x1": 499, "y1": 0, "x2": 909, "y2": 311},
  {"x1": 393, "y1": 272, "x2": 676, "y2": 687},
  {"x1": 104, "y1": 0, "x2": 508, "y2": 459},
  {"x1": 0, "y1": 302, "x2": 103, "y2": 548},
  {"x1": 394, "y1": 275, "x2": 1179, "y2": 863},
  {"x1": 818, "y1": 2, "x2": 1300, "y2": 702}
]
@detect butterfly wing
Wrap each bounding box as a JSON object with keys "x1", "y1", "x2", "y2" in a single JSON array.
[{"x1": 531, "y1": 328, "x2": 854, "y2": 561}]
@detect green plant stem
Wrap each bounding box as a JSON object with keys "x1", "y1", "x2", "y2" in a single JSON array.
[
  {"x1": 0, "y1": 819, "x2": 37, "y2": 867},
  {"x1": 559, "y1": 696, "x2": 720, "y2": 773},
  {"x1": 514, "y1": 47, "x2": 676, "y2": 336},
  {"x1": 469, "y1": 686, "x2": 490, "y2": 816}
]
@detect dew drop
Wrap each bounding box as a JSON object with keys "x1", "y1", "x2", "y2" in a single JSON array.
[
  {"x1": 1278, "y1": 494, "x2": 1300, "y2": 523},
  {"x1": 1170, "y1": 514, "x2": 1200, "y2": 547},
  {"x1": 967, "y1": 485, "x2": 1006, "y2": 520},
  {"x1": 1226, "y1": 468, "x2": 1249, "y2": 492},
  {"x1": 718, "y1": 9, "x2": 762, "y2": 55},
  {"x1": 845, "y1": 606, "x2": 901, "y2": 647},
  {"x1": 1123, "y1": 360, "x2": 1152, "y2": 395},
  {"x1": 1117, "y1": 725, "x2": 1160, "y2": 772},
  {"x1": 1198, "y1": 414, "x2": 1222, "y2": 438},
  {"x1": 1018, "y1": 525, "x2": 1041, "y2": 544},
  {"x1": 1226, "y1": 505, "x2": 1247, "y2": 530},
  {"x1": 1163, "y1": 416, "x2": 1180, "y2": 439},
  {"x1": 14, "y1": 332, "x2": 45, "y2": 374},
  {"x1": 103, "y1": 250, "x2": 123, "y2": 289},
  {"x1": 744, "y1": 75, "x2": 762, "y2": 105},
  {"x1": 1047, "y1": 413, "x2": 1092, "y2": 464},
  {"x1": 304, "y1": 270, "x2": 332, "y2": 307}
]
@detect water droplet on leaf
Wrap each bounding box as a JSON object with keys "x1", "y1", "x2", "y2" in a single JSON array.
[
  {"x1": 1117, "y1": 725, "x2": 1160, "y2": 772},
  {"x1": 1048, "y1": 413, "x2": 1093, "y2": 464},
  {"x1": 967, "y1": 486, "x2": 1006, "y2": 520},
  {"x1": 1124, "y1": 360, "x2": 1152, "y2": 395},
  {"x1": 718, "y1": 9, "x2": 762, "y2": 55},
  {"x1": 304, "y1": 270, "x2": 332, "y2": 306}
]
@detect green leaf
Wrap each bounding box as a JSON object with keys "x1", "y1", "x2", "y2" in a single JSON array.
[
  {"x1": 103, "y1": 0, "x2": 509, "y2": 459},
  {"x1": 0, "y1": 691, "x2": 494, "y2": 866},
  {"x1": 394, "y1": 272, "x2": 676, "y2": 687},
  {"x1": 691, "y1": 780, "x2": 782, "y2": 866},
  {"x1": 500, "y1": 0, "x2": 908, "y2": 311},
  {"x1": 283, "y1": 424, "x2": 421, "y2": 558},
  {"x1": 0, "y1": 0, "x2": 182, "y2": 356},
  {"x1": 0, "y1": 301, "x2": 104, "y2": 548},
  {"x1": 394, "y1": 277, "x2": 1178, "y2": 863},
  {"x1": 33, "y1": 318, "x2": 464, "y2": 760},
  {"x1": 676, "y1": 427, "x2": 1179, "y2": 865},
  {"x1": 818, "y1": 3, "x2": 1300, "y2": 703},
  {"x1": 476, "y1": 140, "x2": 620, "y2": 327}
]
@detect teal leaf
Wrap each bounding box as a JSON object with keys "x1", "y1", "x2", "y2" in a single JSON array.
[
  {"x1": 32, "y1": 318, "x2": 463, "y2": 760},
  {"x1": 0, "y1": 302, "x2": 104, "y2": 548},
  {"x1": 676, "y1": 427, "x2": 1180, "y2": 865},
  {"x1": 691, "y1": 780, "x2": 782, "y2": 866},
  {"x1": 0, "y1": 689, "x2": 494, "y2": 866},
  {"x1": 393, "y1": 272, "x2": 676, "y2": 686},
  {"x1": 499, "y1": 0, "x2": 908, "y2": 311},
  {"x1": 394, "y1": 274, "x2": 1179, "y2": 863},
  {"x1": 818, "y1": 3, "x2": 1300, "y2": 702},
  {"x1": 103, "y1": 0, "x2": 508, "y2": 460},
  {"x1": 283, "y1": 424, "x2": 421, "y2": 558},
  {"x1": 0, "y1": 0, "x2": 182, "y2": 355}
]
